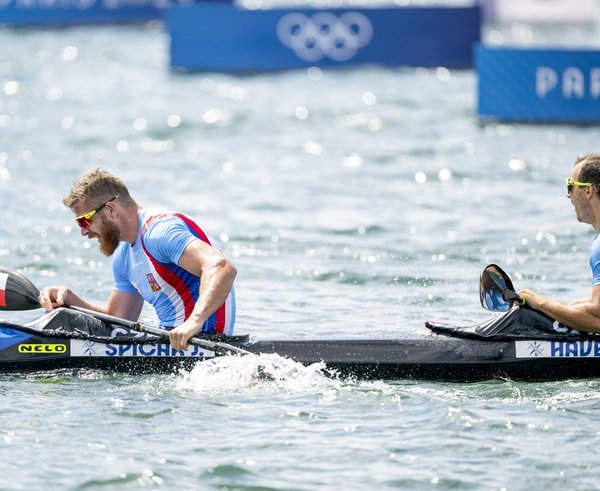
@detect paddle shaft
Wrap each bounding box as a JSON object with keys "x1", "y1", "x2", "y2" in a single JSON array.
[{"x1": 68, "y1": 306, "x2": 249, "y2": 355}]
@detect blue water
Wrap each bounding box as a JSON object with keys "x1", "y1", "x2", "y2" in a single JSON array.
[{"x1": 2, "y1": 11, "x2": 600, "y2": 491}]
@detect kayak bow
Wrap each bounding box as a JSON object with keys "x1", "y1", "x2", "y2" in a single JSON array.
[{"x1": 0, "y1": 266, "x2": 250, "y2": 356}]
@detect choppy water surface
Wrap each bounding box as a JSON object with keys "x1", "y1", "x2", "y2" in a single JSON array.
[{"x1": 2, "y1": 12, "x2": 600, "y2": 490}]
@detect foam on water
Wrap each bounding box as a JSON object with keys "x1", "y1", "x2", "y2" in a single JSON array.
[{"x1": 174, "y1": 353, "x2": 337, "y2": 395}]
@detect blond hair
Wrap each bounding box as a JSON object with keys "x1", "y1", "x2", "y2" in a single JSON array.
[{"x1": 63, "y1": 167, "x2": 134, "y2": 209}]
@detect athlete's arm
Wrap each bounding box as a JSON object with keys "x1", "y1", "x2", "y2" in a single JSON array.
[
  {"x1": 168, "y1": 239, "x2": 237, "y2": 349},
  {"x1": 106, "y1": 290, "x2": 144, "y2": 321},
  {"x1": 519, "y1": 285, "x2": 600, "y2": 332},
  {"x1": 571, "y1": 297, "x2": 593, "y2": 305}
]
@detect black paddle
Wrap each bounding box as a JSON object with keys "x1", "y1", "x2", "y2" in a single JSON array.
[
  {"x1": 479, "y1": 263, "x2": 526, "y2": 312},
  {"x1": 0, "y1": 266, "x2": 250, "y2": 356}
]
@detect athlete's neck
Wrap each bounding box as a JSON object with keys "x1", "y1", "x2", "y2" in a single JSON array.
[{"x1": 119, "y1": 205, "x2": 143, "y2": 245}]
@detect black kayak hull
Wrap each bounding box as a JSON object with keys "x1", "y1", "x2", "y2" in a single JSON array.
[
  {"x1": 3, "y1": 319, "x2": 600, "y2": 381},
  {"x1": 246, "y1": 338, "x2": 600, "y2": 382}
]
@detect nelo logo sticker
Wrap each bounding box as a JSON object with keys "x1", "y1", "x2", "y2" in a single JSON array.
[{"x1": 18, "y1": 344, "x2": 67, "y2": 354}]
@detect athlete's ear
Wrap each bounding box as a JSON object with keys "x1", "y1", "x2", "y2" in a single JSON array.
[
  {"x1": 586, "y1": 186, "x2": 595, "y2": 198},
  {"x1": 105, "y1": 200, "x2": 118, "y2": 217}
]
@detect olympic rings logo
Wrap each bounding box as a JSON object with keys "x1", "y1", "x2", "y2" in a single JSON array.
[{"x1": 276, "y1": 12, "x2": 373, "y2": 62}]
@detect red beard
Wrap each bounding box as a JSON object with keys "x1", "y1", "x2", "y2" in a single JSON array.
[{"x1": 94, "y1": 219, "x2": 121, "y2": 256}]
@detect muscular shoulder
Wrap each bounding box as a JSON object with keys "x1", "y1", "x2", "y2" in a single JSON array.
[{"x1": 142, "y1": 213, "x2": 196, "y2": 264}]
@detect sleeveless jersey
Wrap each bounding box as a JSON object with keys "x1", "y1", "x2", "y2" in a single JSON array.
[{"x1": 112, "y1": 208, "x2": 236, "y2": 334}]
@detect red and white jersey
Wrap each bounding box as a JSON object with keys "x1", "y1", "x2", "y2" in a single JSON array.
[{"x1": 112, "y1": 209, "x2": 235, "y2": 335}]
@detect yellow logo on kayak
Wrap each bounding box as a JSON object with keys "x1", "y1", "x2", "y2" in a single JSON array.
[{"x1": 18, "y1": 344, "x2": 67, "y2": 354}]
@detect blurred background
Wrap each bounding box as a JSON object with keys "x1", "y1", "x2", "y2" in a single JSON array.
[{"x1": 5, "y1": 3, "x2": 600, "y2": 490}]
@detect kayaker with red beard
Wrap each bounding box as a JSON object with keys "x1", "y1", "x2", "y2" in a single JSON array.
[{"x1": 38, "y1": 168, "x2": 237, "y2": 350}]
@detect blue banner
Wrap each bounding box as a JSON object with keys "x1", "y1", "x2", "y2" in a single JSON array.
[
  {"x1": 167, "y1": 4, "x2": 481, "y2": 72},
  {"x1": 477, "y1": 45, "x2": 600, "y2": 123},
  {"x1": 0, "y1": 0, "x2": 163, "y2": 25}
]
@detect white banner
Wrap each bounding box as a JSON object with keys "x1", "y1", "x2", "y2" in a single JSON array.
[
  {"x1": 516, "y1": 340, "x2": 600, "y2": 358},
  {"x1": 70, "y1": 339, "x2": 215, "y2": 358},
  {"x1": 489, "y1": 0, "x2": 596, "y2": 23}
]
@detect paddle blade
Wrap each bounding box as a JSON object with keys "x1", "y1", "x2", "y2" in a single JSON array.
[
  {"x1": 0, "y1": 267, "x2": 41, "y2": 311},
  {"x1": 479, "y1": 264, "x2": 517, "y2": 312}
]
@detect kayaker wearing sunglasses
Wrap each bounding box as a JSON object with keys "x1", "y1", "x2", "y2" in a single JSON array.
[
  {"x1": 38, "y1": 167, "x2": 237, "y2": 350},
  {"x1": 519, "y1": 153, "x2": 600, "y2": 332}
]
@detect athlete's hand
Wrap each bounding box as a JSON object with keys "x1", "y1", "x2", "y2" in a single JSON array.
[
  {"x1": 38, "y1": 286, "x2": 73, "y2": 311},
  {"x1": 518, "y1": 289, "x2": 539, "y2": 309},
  {"x1": 169, "y1": 319, "x2": 202, "y2": 350}
]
